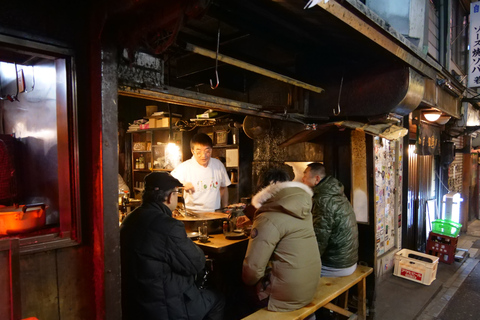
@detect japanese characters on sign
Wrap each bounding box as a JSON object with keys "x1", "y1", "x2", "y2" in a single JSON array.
[
  {"x1": 415, "y1": 123, "x2": 440, "y2": 156},
  {"x1": 469, "y1": 2, "x2": 480, "y2": 88}
]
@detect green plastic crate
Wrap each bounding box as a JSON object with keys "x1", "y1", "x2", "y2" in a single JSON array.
[{"x1": 431, "y1": 219, "x2": 462, "y2": 237}]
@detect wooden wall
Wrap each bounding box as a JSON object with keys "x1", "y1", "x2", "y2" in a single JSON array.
[{"x1": 0, "y1": 2, "x2": 103, "y2": 319}]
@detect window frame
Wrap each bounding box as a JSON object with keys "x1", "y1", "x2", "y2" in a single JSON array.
[
  {"x1": 450, "y1": 0, "x2": 469, "y2": 73},
  {"x1": 0, "y1": 34, "x2": 81, "y2": 253}
]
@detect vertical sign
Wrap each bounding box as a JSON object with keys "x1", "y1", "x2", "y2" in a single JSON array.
[{"x1": 469, "y1": 2, "x2": 480, "y2": 88}]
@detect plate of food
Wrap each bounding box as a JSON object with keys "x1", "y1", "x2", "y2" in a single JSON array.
[{"x1": 187, "y1": 232, "x2": 199, "y2": 240}]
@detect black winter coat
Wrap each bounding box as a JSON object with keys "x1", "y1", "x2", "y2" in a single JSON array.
[
  {"x1": 120, "y1": 201, "x2": 206, "y2": 320},
  {"x1": 312, "y1": 176, "x2": 359, "y2": 269}
]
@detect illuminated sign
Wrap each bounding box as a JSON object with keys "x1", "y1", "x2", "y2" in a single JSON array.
[{"x1": 469, "y1": 2, "x2": 480, "y2": 88}]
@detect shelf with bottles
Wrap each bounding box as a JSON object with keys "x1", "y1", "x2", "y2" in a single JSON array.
[{"x1": 128, "y1": 128, "x2": 192, "y2": 196}]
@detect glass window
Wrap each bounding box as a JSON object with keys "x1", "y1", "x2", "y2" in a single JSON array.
[
  {"x1": 451, "y1": 0, "x2": 468, "y2": 73},
  {"x1": 0, "y1": 35, "x2": 80, "y2": 251}
]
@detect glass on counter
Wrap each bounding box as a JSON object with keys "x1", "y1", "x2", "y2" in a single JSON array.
[{"x1": 198, "y1": 221, "x2": 209, "y2": 243}]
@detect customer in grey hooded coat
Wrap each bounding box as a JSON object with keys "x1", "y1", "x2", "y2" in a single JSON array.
[{"x1": 242, "y1": 168, "x2": 321, "y2": 312}]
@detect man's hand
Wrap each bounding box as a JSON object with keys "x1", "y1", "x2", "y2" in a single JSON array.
[
  {"x1": 236, "y1": 215, "x2": 252, "y2": 228},
  {"x1": 183, "y1": 182, "x2": 195, "y2": 194}
]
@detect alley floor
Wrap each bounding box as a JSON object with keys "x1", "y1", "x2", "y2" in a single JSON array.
[{"x1": 374, "y1": 219, "x2": 480, "y2": 320}]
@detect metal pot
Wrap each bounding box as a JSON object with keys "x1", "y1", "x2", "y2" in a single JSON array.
[
  {"x1": 175, "y1": 211, "x2": 229, "y2": 234},
  {"x1": 0, "y1": 203, "x2": 46, "y2": 235}
]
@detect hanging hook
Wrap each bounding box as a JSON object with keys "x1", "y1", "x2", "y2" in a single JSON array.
[
  {"x1": 210, "y1": 27, "x2": 220, "y2": 90},
  {"x1": 210, "y1": 70, "x2": 219, "y2": 90},
  {"x1": 333, "y1": 74, "x2": 344, "y2": 116}
]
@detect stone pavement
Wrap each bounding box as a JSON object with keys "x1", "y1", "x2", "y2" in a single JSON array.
[{"x1": 374, "y1": 219, "x2": 480, "y2": 320}]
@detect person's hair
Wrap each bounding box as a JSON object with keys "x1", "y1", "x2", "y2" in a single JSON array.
[
  {"x1": 190, "y1": 133, "x2": 213, "y2": 149},
  {"x1": 256, "y1": 167, "x2": 290, "y2": 191},
  {"x1": 142, "y1": 188, "x2": 173, "y2": 203},
  {"x1": 307, "y1": 162, "x2": 326, "y2": 179}
]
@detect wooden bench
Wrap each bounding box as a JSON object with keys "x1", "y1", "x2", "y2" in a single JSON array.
[{"x1": 242, "y1": 264, "x2": 373, "y2": 320}]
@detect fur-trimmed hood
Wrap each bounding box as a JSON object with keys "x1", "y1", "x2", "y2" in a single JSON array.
[{"x1": 251, "y1": 181, "x2": 314, "y2": 219}]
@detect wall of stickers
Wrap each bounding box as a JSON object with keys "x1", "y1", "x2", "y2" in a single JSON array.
[{"x1": 374, "y1": 136, "x2": 403, "y2": 256}]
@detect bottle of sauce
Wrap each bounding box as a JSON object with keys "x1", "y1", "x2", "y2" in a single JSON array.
[{"x1": 223, "y1": 221, "x2": 228, "y2": 235}]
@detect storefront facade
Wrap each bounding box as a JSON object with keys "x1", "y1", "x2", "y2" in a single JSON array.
[{"x1": 0, "y1": 1, "x2": 478, "y2": 319}]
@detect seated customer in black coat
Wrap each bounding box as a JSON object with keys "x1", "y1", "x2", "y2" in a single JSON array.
[{"x1": 120, "y1": 172, "x2": 224, "y2": 320}]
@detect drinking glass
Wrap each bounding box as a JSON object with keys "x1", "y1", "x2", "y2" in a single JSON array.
[{"x1": 198, "y1": 221, "x2": 209, "y2": 243}]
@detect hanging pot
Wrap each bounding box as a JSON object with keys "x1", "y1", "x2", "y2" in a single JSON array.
[{"x1": 0, "y1": 203, "x2": 47, "y2": 235}]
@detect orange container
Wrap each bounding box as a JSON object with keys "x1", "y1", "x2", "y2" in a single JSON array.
[{"x1": 0, "y1": 204, "x2": 46, "y2": 235}]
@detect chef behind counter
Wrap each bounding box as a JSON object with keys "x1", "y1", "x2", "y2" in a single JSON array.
[{"x1": 171, "y1": 133, "x2": 231, "y2": 213}]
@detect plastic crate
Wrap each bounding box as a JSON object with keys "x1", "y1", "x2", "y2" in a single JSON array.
[
  {"x1": 427, "y1": 232, "x2": 459, "y2": 264},
  {"x1": 431, "y1": 219, "x2": 462, "y2": 237},
  {"x1": 393, "y1": 249, "x2": 439, "y2": 285}
]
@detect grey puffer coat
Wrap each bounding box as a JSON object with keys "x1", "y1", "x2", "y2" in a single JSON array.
[
  {"x1": 242, "y1": 181, "x2": 321, "y2": 312},
  {"x1": 312, "y1": 175, "x2": 358, "y2": 268}
]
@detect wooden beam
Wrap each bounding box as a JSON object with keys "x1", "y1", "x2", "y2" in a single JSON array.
[
  {"x1": 118, "y1": 85, "x2": 291, "y2": 120},
  {"x1": 184, "y1": 43, "x2": 324, "y2": 93},
  {"x1": 324, "y1": 302, "x2": 354, "y2": 317}
]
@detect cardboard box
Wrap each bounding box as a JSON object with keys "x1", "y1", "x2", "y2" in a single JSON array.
[
  {"x1": 393, "y1": 249, "x2": 439, "y2": 285},
  {"x1": 158, "y1": 117, "x2": 180, "y2": 127},
  {"x1": 146, "y1": 105, "x2": 158, "y2": 117},
  {"x1": 149, "y1": 117, "x2": 181, "y2": 128}
]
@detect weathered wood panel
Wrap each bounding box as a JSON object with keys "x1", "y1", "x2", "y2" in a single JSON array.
[
  {"x1": 57, "y1": 246, "x2": 96, "y2": 320},
  {"x1": 20, "y1": 251, "x2": 59, "y2": 320},
  {"x1": 0, "y1": 248, "x2": 11, "y2": 318},
  {"x1": 351, "y1": 130, "x2": 368, "y2": 223}
]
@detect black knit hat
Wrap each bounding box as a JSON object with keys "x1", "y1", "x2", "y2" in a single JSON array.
[{"x1": 144, "y1": 172, "x2": 183, "y2": 191}]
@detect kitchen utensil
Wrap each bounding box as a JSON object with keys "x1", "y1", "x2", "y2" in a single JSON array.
[
  {"x1": 175, "y1": 211, "x2": 229, "y2": 234},
  {"x1": 0, "y1": 203, "x2": 47, "y2": 235}
]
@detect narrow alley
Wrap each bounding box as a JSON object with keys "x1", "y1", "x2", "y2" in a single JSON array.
[{"x1": 376, "y1": 219, "x2": 480, "y2": 320}]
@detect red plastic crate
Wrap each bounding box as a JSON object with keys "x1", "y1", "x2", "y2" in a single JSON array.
[{"x1": 426, "y1": 232, "x2": 458, "y2": 264}]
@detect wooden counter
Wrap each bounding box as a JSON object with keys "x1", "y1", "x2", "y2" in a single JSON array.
[
  {"x1": 193, "y1": 233, "x2": 249, "y2": 254},
  {"x1": 174, "y1": 211, "x2": 229, "y2": 221},
  {"x1": 193, "y1": 232, "x2": 250, "y2": 319}
]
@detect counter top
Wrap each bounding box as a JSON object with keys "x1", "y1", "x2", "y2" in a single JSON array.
[
  {"x1": 175, "y1": 211, "x2": 229, "y2": 221},
  {"x1": 193, "y1": 233, "x2": 249, "y2": 253}
]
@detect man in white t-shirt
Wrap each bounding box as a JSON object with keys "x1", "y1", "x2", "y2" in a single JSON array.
[{"x1": 171, "y1": 133, "x2": 231, "y2": 212}]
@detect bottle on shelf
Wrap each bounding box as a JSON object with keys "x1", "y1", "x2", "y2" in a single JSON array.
[
  {"x1": 135, "y1": 158, "x2": 139, "y2": 169},
  {"x1": 139, "y1": 154, "x2": 145, "y2": 169}
]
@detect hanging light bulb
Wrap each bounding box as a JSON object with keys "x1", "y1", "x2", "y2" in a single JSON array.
[{"x1": 423, "y1": 111, "x2": 442, "y2": 122}]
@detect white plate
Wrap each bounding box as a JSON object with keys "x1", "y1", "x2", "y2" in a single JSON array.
[{"x1": 187, "y1": 232, "x2": 199, "y2": 239}]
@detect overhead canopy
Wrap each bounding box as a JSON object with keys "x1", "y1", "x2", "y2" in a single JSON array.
[
  {"x1": 109, "y1": 0, "x2": 442, "y2": 121},
  {"x1": 279, "y1": 121, "x2": 408, "y2": 147}
]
